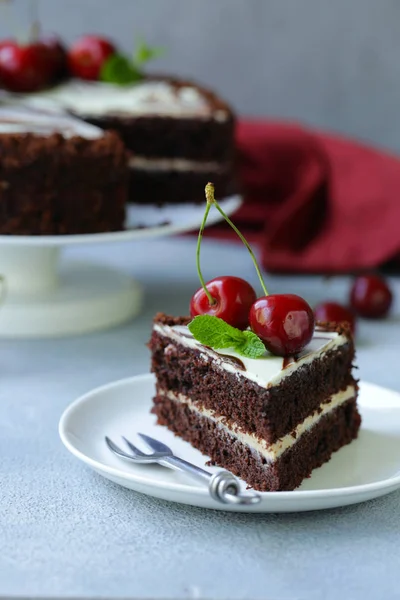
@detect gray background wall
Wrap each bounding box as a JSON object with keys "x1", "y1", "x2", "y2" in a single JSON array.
[{"x1": 1, "y1": 0, "x2": 400, "y2": 152}]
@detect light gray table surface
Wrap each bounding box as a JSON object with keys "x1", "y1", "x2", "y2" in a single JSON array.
[{"x1": 1, "y1": 235, "x2": 400, "y2": 600}]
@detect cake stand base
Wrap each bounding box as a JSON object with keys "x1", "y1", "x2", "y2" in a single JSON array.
[{"x1": 0, "y1": 249, "x2": 142, "y2": 337}]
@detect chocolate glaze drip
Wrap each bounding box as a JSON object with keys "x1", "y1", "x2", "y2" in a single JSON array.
[
  {"x1": 296, "y1": 339, "x2": 333, "y2": 363},
  {"x1": 282, "y1": 355, "x2": 299, "y2": 369},
  {"x1": 219, "y1": 354, "x2": 246, "y2": 371},
  {"x1": 281, "y1": 331, "x2": 336, "y2": 370}
]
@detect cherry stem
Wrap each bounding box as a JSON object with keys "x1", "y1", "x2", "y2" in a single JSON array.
[
  {"x1": 196, "y1": 192, "x2": 216, "y2": 306},
  {"x1": 206, "y1": 182, "x2": 269, "y2": 296},
  {"x1": 29, "y1": 0, "x2": 40, "y2": 42}
]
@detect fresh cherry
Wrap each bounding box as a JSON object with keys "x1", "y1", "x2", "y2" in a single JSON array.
[
  {"x1": 314, "y1": 301, "x2": 356, "y2": 334},
  {"x1": 0, "y1": 39, "x2": 54, "y2": 92},
  {"x1": 67, "y1": 35, "x2": 116, "y2": 80},
  {"x1": 350, "y1": 274, "x2": 393, "y2": 319},
  {"x1": 190, "y1": 276, "x2": 257, "y2": 330},
  {"x1": 249, "y1": 294, "x2": 315, "y2": 356},
  {"x1": 39, "y1": 35, "x2": 67, "y2": 80}
]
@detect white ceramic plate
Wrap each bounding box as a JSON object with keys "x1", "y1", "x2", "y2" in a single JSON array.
[
  {"x1": 0, "y1": 196, "x2": 241, "y2": 246},
  {"x1": 59, "y1": 375, "x2": 400, "y2": 512}
]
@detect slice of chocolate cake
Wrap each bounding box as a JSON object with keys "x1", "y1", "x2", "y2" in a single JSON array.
[
  {"x1": 14, "y1": 76, "x2": 236, "y2": 205},
  {"x1": 0, "y1": 104, "x2": 128, "y2": 235},
  {"x1": 149, "y1": 313, "x2": 361, "y2": 492}
]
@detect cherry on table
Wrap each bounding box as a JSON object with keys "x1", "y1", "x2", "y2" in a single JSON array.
[
  {"x1": 249, "y1": 294, "x2": 315, "y2": 356},
  {"x1": 67, "y1": 35, "x2": 116, "y2": 80},
  {"x1": 314, "y1": 301, "x2": 356, "y2": 334},
  {"x1": 350, "y1": 274, "x2": 393, "y2": 319},
  {"x1": 0, "y1": 39, "x2": 54, "y2": 92},
  {"x1": 190, "y1": 276, "x2": 257, "y2": 330}
]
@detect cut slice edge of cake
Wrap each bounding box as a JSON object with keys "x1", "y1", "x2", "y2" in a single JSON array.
[{"x1": 149, "y1": 313, "x2": 361, "y2": 492}]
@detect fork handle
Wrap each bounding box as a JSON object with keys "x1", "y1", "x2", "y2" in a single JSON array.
[
  {"x1": 160, "y1": 455, "x2": 212, "y2": 482},
  {"x1": 160, "y1": 455, "x2": 260, "y2": 506}
]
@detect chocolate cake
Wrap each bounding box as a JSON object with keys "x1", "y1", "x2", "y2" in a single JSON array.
[
  {"x1": 149, "y1": 314, "x2": 361, "y2": 492},
  {"x1": 0, "y1": 104, "x2": 128, "y2": 235},
  {"x1": 15, "y1": 77, "x2": 236, "y2": 205}
]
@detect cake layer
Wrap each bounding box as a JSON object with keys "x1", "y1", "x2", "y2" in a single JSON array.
[
  {"x1": 129, "y1": 156, "x2": 224, "y2": 172},
  {"x1": 0, "y1": 131, "x2": 127, "y2": 235},
  {"x1": 149, "y1": 315, "x2": 356, "y2": 444},
  {"x1": 152, "y1": 393, "x2": 361, "y2": 491},
  {"x1": 160, "y1": 385, "x2": 356, "y2": 461},
  {"x1": 15, "y1": 78, "x2": 235, "y2": 162},
  {"x1": 87, "y1": 112, "x2": 235, "y2": 162},
  {"x1": 129, "y1": 164, "x2": 236, "y2": 205}
]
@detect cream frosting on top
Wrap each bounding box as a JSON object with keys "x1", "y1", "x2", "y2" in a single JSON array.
[
  {"x1": 14, "y1": 80, "x2": 227, "y2": 120},
  {"x1": 155, "y1": 323, "x2": 349, "y2": 388},
  {"x1": 0, "y1": 103, "x2": 102, "y2": 139}
]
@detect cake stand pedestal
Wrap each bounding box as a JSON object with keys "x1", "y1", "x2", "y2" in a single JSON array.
[
  {"x1": 0, "y1": 246, "x2": 142, "y2": 337},
  {"x1": 0, "y1": 196, "x2": 241, "y2": 338}
]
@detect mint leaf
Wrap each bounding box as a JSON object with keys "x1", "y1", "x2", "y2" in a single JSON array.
[
  {"x1": 100, "y1": 53, "x2": 143, "y2": 85},
  {"x1": 100, "y1": 38, "x2": 164, "y2": 86},
  {"x1": 188, "y1": 315, "x2": 242, "y2": 348},
  {"x1": 134, "y1": 38, "x2": 165, "y2": 68},
  {"x1": 237, "y1": 330, "x2": 267, "y2": 358},
  {"x1": 188, "y1": 315, "x2": 266, "y2": 359}
]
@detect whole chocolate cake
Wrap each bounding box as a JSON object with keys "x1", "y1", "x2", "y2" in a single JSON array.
[{"x1": 15, "y1": 76, "x2": 236, "y2": 205}]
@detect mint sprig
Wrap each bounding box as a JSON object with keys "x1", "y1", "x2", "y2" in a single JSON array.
[
  {"x1": 188, "y1": 315, "x2": 266, "y2": 359},
  {"x1": 134, "y1": 38, "x2": 165, "y2": 66},
  {"x1": 100, "y1": 54, "x2": 143, "y2": 85},
  {"x1": 100, "y1": 38, "x2": 165, "y2": 86}
]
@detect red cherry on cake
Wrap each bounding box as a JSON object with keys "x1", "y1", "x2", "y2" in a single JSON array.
[
  {"x1": 39, "y1": 35, "x2": 67, "y2": 80},
  {"x1": 67, "y1": 35, "x2": 116, "y2": 80},
  {"x1": 190, "y1": 276, "x2": 256, "y2": 330},
  {"x1": 350, "y1": 274, "x2": 393, "y2": 319},
  {"x1": 194, "y1": 184, "x2": 313, "y2": 356},
  {"x1": 0, "y1": 39, "x2": 54, "y2": 92},
  {"x1": 314, "y1": 301, "x2": 356, "y2": 334},
  {"x1": 249, "y1": 294, "x2": 315, "y2": 356}
]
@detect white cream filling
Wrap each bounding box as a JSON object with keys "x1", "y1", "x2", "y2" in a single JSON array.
[
  {"x1": 162, "y1": 386, "x2": 356, "y2": 462},
  {"x1": 0, "y1": 104, "x2": 102, "y2": 139},
  {"x1": 128, "y1": 155, "x2": 226, "y2": 172},
  {"x1": 154, "y1": 323, "x2": 349, "y2": 389},
  {"x1": 13, "y1": 80, "x2": 229, "y2": 121}
]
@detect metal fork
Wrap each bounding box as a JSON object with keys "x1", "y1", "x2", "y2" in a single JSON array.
[{"x1": 105, "y1": 433, "x2": 261, "y2": 506}]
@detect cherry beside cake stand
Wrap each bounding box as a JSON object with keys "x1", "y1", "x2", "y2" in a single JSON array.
[{"x1": 0, "y1": 195, "x2": 241, "y2": 338}]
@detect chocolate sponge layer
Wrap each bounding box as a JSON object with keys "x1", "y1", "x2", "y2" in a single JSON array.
[
  {"x1": 152, "y1": 393, "x2": 361, "y2": 492},
  {"x1": 0, "y1": 131, "x2": 127, "y2": 235}
]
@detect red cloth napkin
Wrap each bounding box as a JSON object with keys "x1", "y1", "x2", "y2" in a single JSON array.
[{"x1": 207, "y1": 119, "x2": 400, "y2": 274}]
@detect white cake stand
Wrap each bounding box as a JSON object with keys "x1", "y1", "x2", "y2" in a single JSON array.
[{"x1": 0, "y1": 195, "x2": 241, "y2": 338}]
